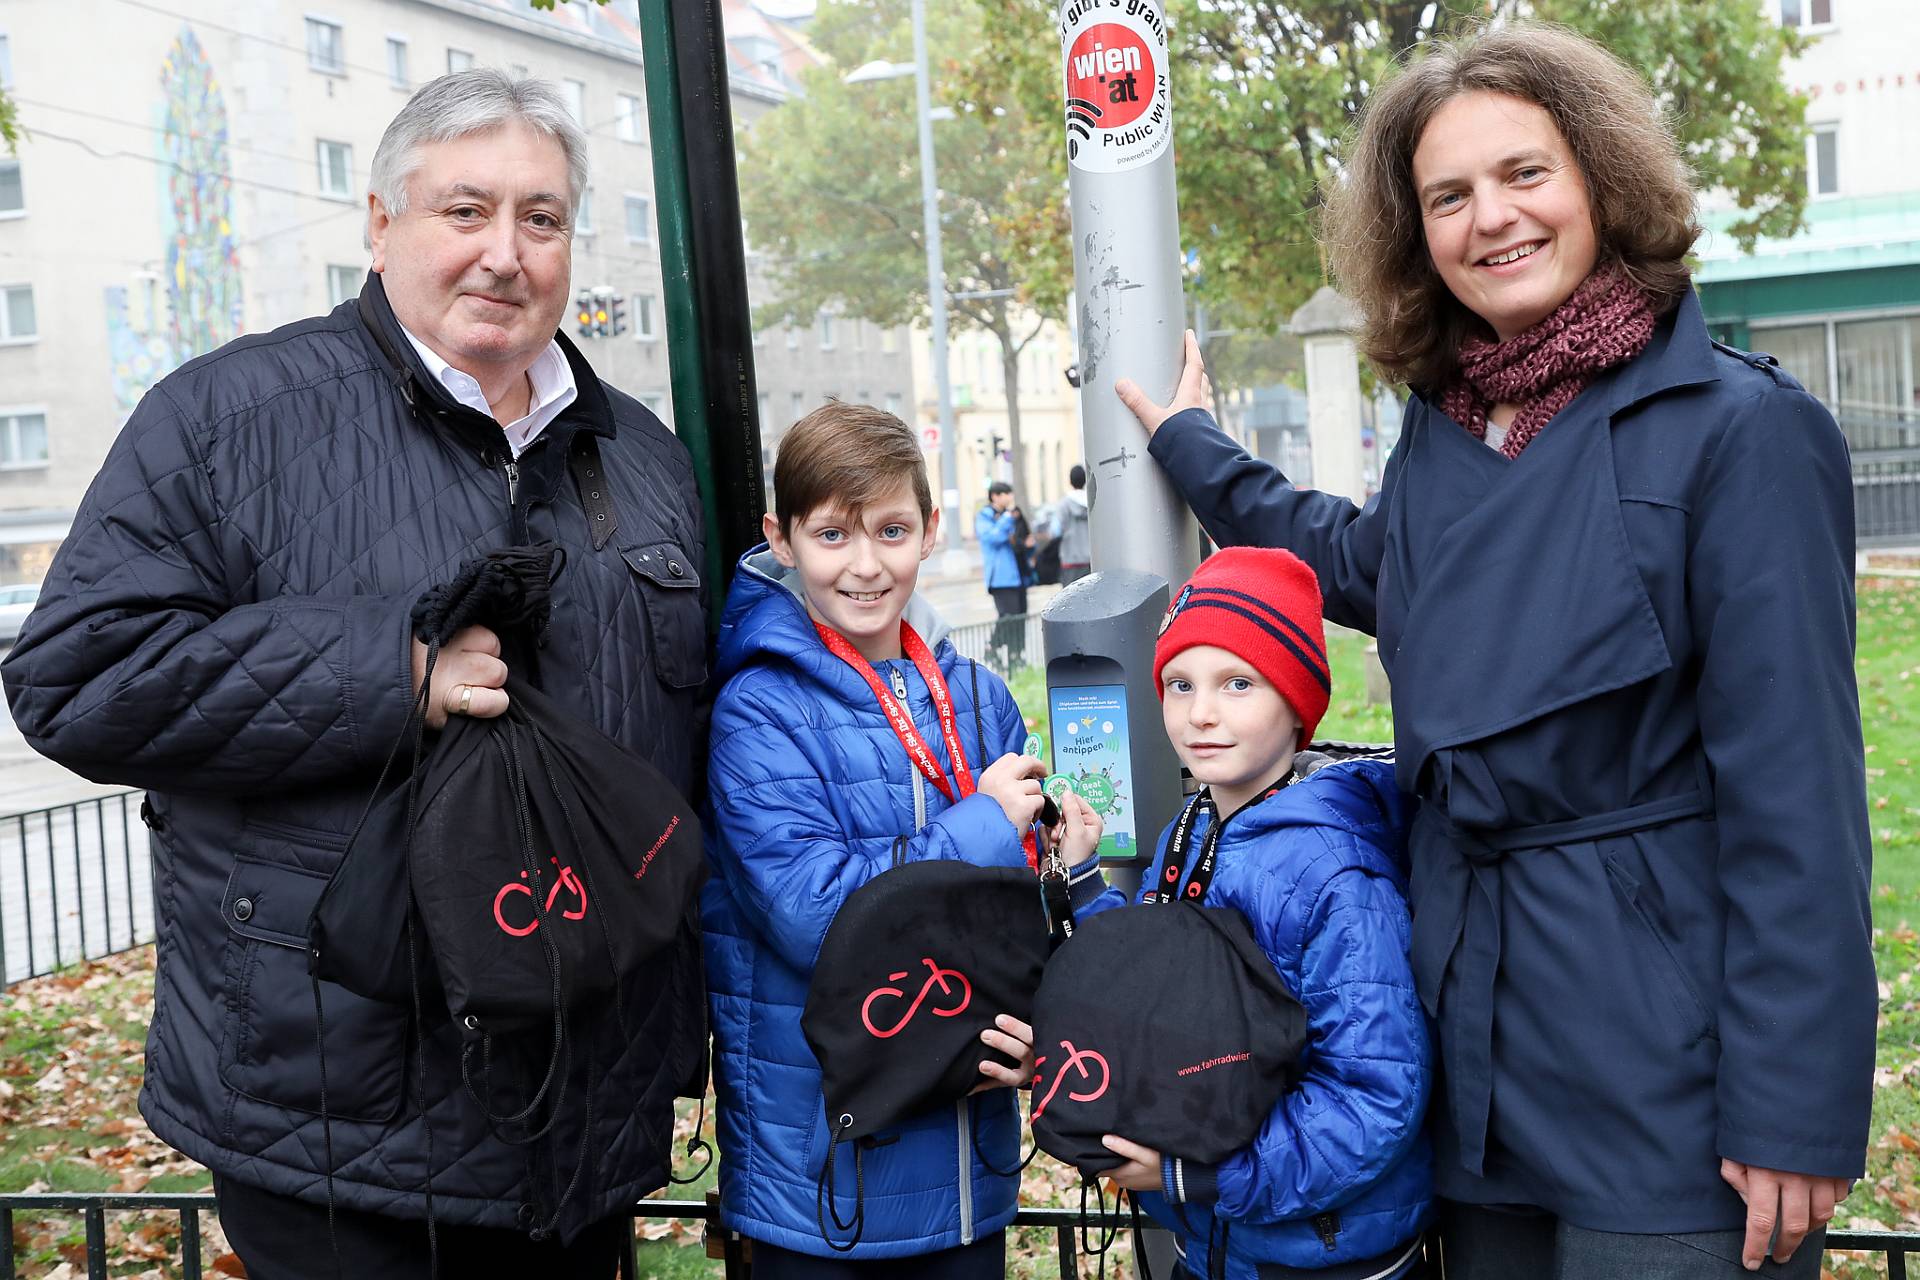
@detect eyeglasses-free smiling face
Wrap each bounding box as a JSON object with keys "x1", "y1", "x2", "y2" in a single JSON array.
[
  {"x1": 1160, "y1": 645, "x2": 1300, "y2": 818},
  {"x1": 1412, "y1": 90, "x2": 1600, "y2": 343},
  {"x1": 368, "y1": 120, "x2": 575, "y2": 384},
  {"x1": 763, "y1": 479, "x2": 940, "y2": 664}
]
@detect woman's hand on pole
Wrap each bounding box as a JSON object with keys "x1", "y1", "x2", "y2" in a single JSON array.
[{"x1": 1115, "y1": 329, "x2": 1214, "y2": 439}]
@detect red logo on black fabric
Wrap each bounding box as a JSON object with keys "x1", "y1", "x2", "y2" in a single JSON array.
[
  {"x1": 1030, "y1": 1039, "x2": 1111, "y2": 1120},
  {"x1": 860, "y1": 957, "x2": 973, "y2": 1039},
  {"x1": 635, "y1": 815, "x2": 680, "y2": 881},
  {"x1": 492, "y1": 858, "x2": 589, "y2": 937}
]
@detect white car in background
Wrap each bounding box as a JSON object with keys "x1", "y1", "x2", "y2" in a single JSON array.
[{"x1": 0, "y1": 582, "x2": 41, "y2": 647}]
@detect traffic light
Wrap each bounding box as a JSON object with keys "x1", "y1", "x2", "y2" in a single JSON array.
[
  {"x1": 610, "y1": 295, "x2": 627, "y2": 337},
  {"x1": 593, "y1": 301, "x2": 610, "y2": 337},
  {"x1": 576, "y1": 292, "x2": 595, "y2": 339}
]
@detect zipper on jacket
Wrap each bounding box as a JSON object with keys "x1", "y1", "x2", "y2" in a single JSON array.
[
  {"x1": 890, "y1": 666, "x2": 929, "y2": 833},
  {"x1": 503, "y1": 457, "x2": 521, "y2": 508},
  {"x1": 1313, "y1": 1211, "x2": 1340, "y2": 1252},
  {"x1": 956, "y1": 1098, "x2": 974, "y2": 1244}
]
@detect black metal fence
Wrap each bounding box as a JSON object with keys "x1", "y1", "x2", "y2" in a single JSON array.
[
  {"x1": 947, "y1": 612, "x2": 1043, "y2": 678},
  {"x1": 0, "y1": 1193, "x2": 1910, "y2": 1279},
  {"x1": 0, "y1": 791, "x2": 149, "y2": 987}
]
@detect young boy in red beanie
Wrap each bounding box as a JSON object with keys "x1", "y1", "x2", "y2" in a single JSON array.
[{"x1": 1067, "y1": 547, "x2": 1435, "y2": 1280}]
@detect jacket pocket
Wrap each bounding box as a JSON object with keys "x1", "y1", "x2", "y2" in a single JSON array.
[
  {"x1": 623, "y1": 541, "x2": 707, "y2": 689},
  {"x1": 1602, "y1": 852, "x2": 1717, "y2": 1047},
  {"x1": 217, "y1": 846, "x2": 407, "y2": 1122}
]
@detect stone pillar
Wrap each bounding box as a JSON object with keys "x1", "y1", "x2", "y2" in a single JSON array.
[{"x1": 1290, "y1": 286, "x2": 1367, "y2": 506}]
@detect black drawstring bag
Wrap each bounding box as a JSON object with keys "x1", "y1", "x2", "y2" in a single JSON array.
[
  {"x1": 1029, "y1": 902, "x2": 1309, "y2": 1174},
  {"x1": 304, "y1": 543, "x2": 708, "y2": 1257},
  {"x1": 801, "y1": 858, "x2": 1052, "y2": 1249}
]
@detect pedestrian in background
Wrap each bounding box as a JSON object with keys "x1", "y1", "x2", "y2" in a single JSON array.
[
  {"x1": 1118, "y1": 22, "x2": 1871, "y2": 1280},
  {"x1": 975, "y1": 481, "x2": 1027, "y2": 667},
  {"x1": 1054, "y1": 464, "x2": 1092, "y2": 585}
]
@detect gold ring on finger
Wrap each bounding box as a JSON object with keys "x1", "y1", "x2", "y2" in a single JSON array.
[{"x1": 458, "y1": 685, "x2": 474, "y2": 716}]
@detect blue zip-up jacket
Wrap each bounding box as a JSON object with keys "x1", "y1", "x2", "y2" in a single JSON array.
[
  {"x1": 702, "y1": 547, "x2": 1030, "y2": 1258},
  {"x1": 974, "y1": 506, "x2": 1023, "y2": 589},
  {"x1": 1078, "y1": 759, "x2": 1433, "y2": 1277}
]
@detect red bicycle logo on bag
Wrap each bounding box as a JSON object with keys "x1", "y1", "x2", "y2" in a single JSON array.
[
  {"x1": 860, "y1": 957, "x2": 973, "y2": 1038},
  {"x1": 492, "y1": 858, "x2": 590, "y2": 937},
  {"x1": 1030, "y1": 1039, "x2": 1111, "y2": 1120}
]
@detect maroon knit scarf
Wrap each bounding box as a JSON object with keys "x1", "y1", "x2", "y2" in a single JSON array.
[{"x1": 1439, "y1": 266, "x2": 1660, "y2": 460}]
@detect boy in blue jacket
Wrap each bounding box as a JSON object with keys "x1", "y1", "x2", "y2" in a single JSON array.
[
  {"x1": 702, "y1": 403, "x2": 1091, "y2": 1278},
  {"x1": 1070, "y1": 547, "x2": 1434, "y2": 1280}
]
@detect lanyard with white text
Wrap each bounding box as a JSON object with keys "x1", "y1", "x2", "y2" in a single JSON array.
[
  {"x1": 815, "y1": 620, "x2": 976, "y2": 806},
  {"x1": 1142, "y1": 792, "x2": 1220, "y2": 906},
  {"x1": 1143, "y1": 774, "x2": 1297, "y2": 906}
]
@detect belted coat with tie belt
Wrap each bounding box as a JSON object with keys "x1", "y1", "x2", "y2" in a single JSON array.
[{"x1": 1143, "y1": 291, "x2": 1875, "y2": 1234}]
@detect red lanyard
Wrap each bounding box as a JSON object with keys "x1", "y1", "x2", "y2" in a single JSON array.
[{"x1": 816, "y1": 620, "x2": 976, "y2": 805}]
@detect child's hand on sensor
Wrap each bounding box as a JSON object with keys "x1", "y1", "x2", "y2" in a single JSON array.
[
  {"x1": 1100, "y1": 1135, "x2": 1164, "y2": 1191},
  {"x1": 970, "y1": 1015, "x2": 1037, "y2": 1093},
  {"x1": 978, "y1": 753, "x2": 1047, "y2": 831},
  {"x1": 1051, "y1": 790, "x2": 1104, "y2": 869}
]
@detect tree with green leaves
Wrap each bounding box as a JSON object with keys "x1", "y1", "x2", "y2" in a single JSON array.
[
  {"x1": 973, "y1": 0, "x2": 1809, "y2": 339},
  {"x1": 736, "y1": 0, "x2": 1070, "y2": 501}
]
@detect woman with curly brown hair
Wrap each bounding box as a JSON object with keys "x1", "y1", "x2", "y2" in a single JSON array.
[{"x1": 1116, "y1": 22, "x2": 1873, "y2": 1280}]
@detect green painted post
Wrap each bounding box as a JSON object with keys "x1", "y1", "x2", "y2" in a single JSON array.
[{"x1": 637, "y1": 0, "x2": 728, "y2": 622}]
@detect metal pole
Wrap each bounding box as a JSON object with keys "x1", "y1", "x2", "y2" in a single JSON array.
[
  {"x1": 1062, "y1": 0, "x2": 1199, "y2": 588},
  {"x1": 911, "y1": 0, "x2": 964, "y2": 571}
]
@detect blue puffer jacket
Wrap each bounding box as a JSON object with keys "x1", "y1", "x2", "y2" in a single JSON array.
[
  {"x1": 702, "y1": 548, "x2": 1031, "y2": 1258},
  {"x1": 1079, "y1": 759, "x2": 1434, "y2": 1277},
  {"x1": 974, "y1": 506, "x2": 1023, "y2": 589}
]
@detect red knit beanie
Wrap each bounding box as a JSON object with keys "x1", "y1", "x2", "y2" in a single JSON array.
[{"x1": 1153, "y1": 547, "x2": 1330, "y2": 748}]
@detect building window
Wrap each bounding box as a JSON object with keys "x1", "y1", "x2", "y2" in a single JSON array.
[
  {"x1": 885, "y1": 393, "x2": 903, "y2": 419},
  {"x1": 817, "y1": 313, "x2": 836, "y2": 350},
  {"x1": 616, "y1": 94, "x2": 644, "y2": 143},
  {"x1": 326, "y1": 265, "x2": 360, "y2": 307},
  {"x1": 306, "y1": 18, "x2": 345, "y2": 74},
  {"x1": 1837, "y1": 316, "x2": 1919, "y2": 436},
  {"x1": 0, "y1": 32, "x2": 13, "y2": 88},
  {"x1": 1, "y1": 285, "x2": 37, "y2": 342},
  {"x1": 562, "y1": 79, "x2": 587, "y2": 127},
  {"x1": 791, "y1": 391, "x2": 805, "y2": 424},
  {"x1": 1777, "y1": 0, "x2": 1834, "y2": 27},
  {"x1": 882, "y1": 326, "x2": 899, "y2": 354},
  {"x1": 634, "y1": 293, "x2": 658, "y2": 341},
  {"x1": 1808, "y1": 124, "x2": 1839, "y2": 198},
  {"x1": 624, "y1": 194, "x2": 652, "y2": 243},
  {"x1": 1753, "y1": 324, "x2": 1830, "y2": 402},
  {"x1": 0, "y1": 160, "x2": 22, "y2": 217},
  {"x1": 386, "y1": 37, "x2": 409, "y2": 89},
  {"x1": 316, "y1": 140, "x2": 353, "y2": 200},
  {"x1": 575, "y1": 187, "x2": 594, "y2": 235},
  {"x1": 447, "y1": 48, "x2": 474, "y2": 74},
  {"x1": 640, "y1": 393, "x2": 669, "y2": 426},
  {"x1": 510, "y1": 63, "x2": 529, "y2": 79},
  {"x1": 0, "y1": 409, "x2": 47, "y2": 468},
  {"x1": 785, "y1": 323, "x2": 798, "y2": 351},
  {"x1": 856, "y1": 389, "x2": 871, "y2": 406}
]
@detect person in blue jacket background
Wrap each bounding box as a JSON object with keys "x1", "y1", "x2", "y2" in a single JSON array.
[
  {"x1": 703, "y1": 402, "x2": 1063, "y2": 1278},
  {"x1": 1067, "y1": 547, "x2": 1433, "y2": 1280},
  {"x1": 975, "y1": 481, "x2": 1027, "y2": 669},
  {"x1": 1114, "y1": 23, "x2": 1872, "y2": 1280}
]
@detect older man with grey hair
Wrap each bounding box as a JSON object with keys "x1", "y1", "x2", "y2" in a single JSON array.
[{"x1": 2, "y1": 71, "x2": 708, "y2": 1276}]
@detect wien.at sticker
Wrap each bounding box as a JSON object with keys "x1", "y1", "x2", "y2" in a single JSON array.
[{"x1": 1060, "y1": 0, "x2": 1172, "y2": 173}]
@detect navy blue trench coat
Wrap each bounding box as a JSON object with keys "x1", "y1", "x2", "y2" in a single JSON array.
[{"x1": 1145, "y1": 291, "x2": 1874, "y2": 1233}]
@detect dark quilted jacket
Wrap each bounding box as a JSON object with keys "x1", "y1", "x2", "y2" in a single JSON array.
[{"x1": 1, "y1": 275, "x2": 710, "y2": 1241}]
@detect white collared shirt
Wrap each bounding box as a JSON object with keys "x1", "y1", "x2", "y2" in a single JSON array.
[{"x1": 400, "y1": 327, "x2": 578, "y2": 458}]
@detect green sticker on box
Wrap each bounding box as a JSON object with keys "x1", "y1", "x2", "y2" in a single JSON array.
[
  {"x1": 1023, "y1": 732, "x2": 1044, "y2": 760},
  {"x1": 1044, "y1": 774, "x2": 1075, "y2": 802}
]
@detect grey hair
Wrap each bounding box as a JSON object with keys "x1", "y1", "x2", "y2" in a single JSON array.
[{"x1": 369, "y1": 69, "x2": 589, "y2": 217}]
